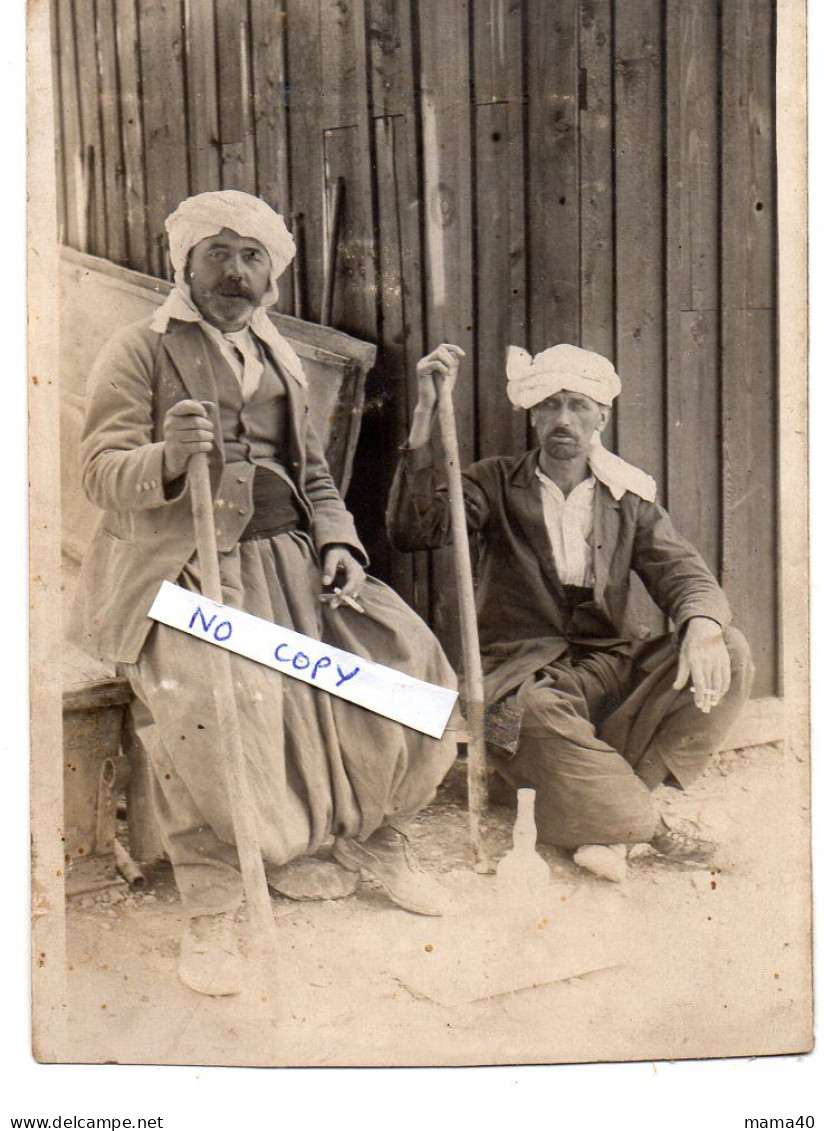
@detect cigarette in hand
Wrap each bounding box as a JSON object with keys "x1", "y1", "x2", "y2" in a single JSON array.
[{"x1": 319, "y1": 588, "x2": 365, "y2": 614}]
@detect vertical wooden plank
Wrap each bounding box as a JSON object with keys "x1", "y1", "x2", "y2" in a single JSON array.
[
  {"x1": 214, "y1": 0, "x2": 257, "y2": 192},
  {"x1": 475, "y1": 103, "x2": 528, "y2": 459},
  {"x1": 665, "y1": 0, "x2": 720, "y2": 573},
  {"x1": 285, "y1": 0, "x2": 324, "y2": 322},
  {"x1": 473, "y1": 0, "x2": 520, "y2": 104},
  {"x1": 614, "y1": 0, "x2": 666, "y2": 491},
  {"x1": 578, "y1": 0, "x2": 613, "y2": 361},
  {"x1": 73, "y1": 0, "x2": 108, "y2": 255},
  {"x1": 366, "y1": 0, "x2": 428, "y2": 611},
  {"x1": 49, "y1": 0, "x2": 68, "y2": 241},
  {"x1": 721, "y1": 0, "x2": 777, "y2": 696},
  {"x1": 114, "y1": 0, "x2": 150, "y2": 272},
  {"x1": 526, "y1": 0, "x2": 579, "y2": 354},
  {"x1": 56, "y1": 0, "x2": 83, "y2": 249},
  {"x1": 317, "y1": 0, "x2": 376, "y2": 339},
  {"x1": 365, "y1": 115, "x2": 416, "y2": 603},
  {"x1": 418, "y1": 0, "x2": 474, "y2": 662},
  {"x1": 249, "y1": 0, "x2": 292, "y2": 309},
  {"x1": 579, "y1": 0, "x2": 616, "y2": 452},
  {"x1": 183, "y1": 0, "x2": 221, "y2": 193},
  {"x1": 95, "y1": 0, "x2": 128, "y2": 264},
  {"x1": 138, "y1": 0, "x2": 190, "y2": 270},
  {"x1": 418, "y1": 0, "x2": 474, "y2": 453},
  {"x1": 473, "y1": 0, "x2": 527, "y2": 459}
]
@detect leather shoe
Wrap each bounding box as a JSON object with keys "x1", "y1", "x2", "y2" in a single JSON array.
[
  {"x1": 333, "y1": 828, "x2": 444, "y2": 916},
  {"x1": 649, "y1": 816, "x2": 716, "y2": 865}
]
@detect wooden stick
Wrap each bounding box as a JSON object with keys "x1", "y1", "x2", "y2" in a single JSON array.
[
  {"x1": 435, "y1": 381, "x2": 490, "y2": 873},
  {"x1": 321, "y1": 176, "x2": 345, "y2": 326},
  {"x1": 188, "y1": 453, "x2": 278, "y2": 956}
]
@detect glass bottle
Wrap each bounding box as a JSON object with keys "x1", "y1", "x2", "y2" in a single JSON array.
[{"x1": 495, "y1": 788, "x2": 551, "y2": 906}]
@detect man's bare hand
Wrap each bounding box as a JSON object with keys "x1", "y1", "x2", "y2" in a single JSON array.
[
  {"x1": 673, "y1": 617, "x2": 732, "y2": 714},
  {"x1": 162, "y1": 399, "x2": 216, "y2": 481},
  {"x1": 407, "y1": 344, "x2": 465, "y2": 448},
  {"x1": 416, "y1": 343, "x2": 465, "y2": 406},
  {"x1": 321, "y1": 545, "x2": 366, "y2": 603}
]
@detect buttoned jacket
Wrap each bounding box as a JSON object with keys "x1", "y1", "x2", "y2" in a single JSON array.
[{"x1": 72, "y1": 317, "x2": 365, "y2": 663}]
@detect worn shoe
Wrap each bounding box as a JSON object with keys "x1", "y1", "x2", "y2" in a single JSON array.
[
  {"x1": 178, "y1": 911, "x2": 243, "y2": 996},
  {"x1": 649, "y1": 816, "x2": 716, "y2": 865},
  {"x1": 573, "y1": 843, "x2": 628, "y2": 883},
  {"x1": 332, "y1": 828, "x2": 444, "y2": 916}
]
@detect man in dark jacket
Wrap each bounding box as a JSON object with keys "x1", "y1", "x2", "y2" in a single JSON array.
[{"x1": 387, "y1": 342, "x2": 754, "y2": 882}]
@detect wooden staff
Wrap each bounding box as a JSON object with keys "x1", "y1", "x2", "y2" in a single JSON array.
[
  {"x1": 434, "y1": 376, "x2": 490, "y2": 874},
  {"x1": 188, "y1": 452, "x2": 278, "y2": 957}
]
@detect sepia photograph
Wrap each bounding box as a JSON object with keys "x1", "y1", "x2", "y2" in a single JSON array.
[{"x1": 27, "y1": 0, "x2": 811, "y2": 1070}]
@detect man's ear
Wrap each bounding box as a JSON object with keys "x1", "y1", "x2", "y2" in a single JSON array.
[{"x1": 596, "y1": 405, "x2": 611, "y2": 433}]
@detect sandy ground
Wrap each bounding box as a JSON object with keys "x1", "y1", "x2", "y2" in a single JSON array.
[{"x1": 62, "y1": 743, "x2": 813, "y2": 1067}]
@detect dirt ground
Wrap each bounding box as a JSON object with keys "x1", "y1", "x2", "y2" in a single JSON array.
[{"x1": 63, "y1": 742, "x2": 812, "y2": 1067}]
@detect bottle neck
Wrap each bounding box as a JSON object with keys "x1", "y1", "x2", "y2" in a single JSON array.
[{"x1": 512, "y1": 788, "x2": 538, "y2": 848}]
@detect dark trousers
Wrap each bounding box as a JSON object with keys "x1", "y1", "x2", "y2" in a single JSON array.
[{"x1": 496, "y1": 628, "x2": 754, "y2": 849}]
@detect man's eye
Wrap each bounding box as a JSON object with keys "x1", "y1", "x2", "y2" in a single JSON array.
[{"x1": 244, "y1": 250, "x2": 263, "y2": 261}]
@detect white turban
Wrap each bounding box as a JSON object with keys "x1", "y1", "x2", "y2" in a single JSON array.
[
  {"x1": 165, "y1": 189, "x2": 296, "y2": 305},
  {"x1": 506, "y1": 343, "x2": 622, "y2": 409}
]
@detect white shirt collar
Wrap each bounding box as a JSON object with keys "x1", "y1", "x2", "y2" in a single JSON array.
[{"x1": 534, "y1": 466, "x2": 596, "y2": 504}]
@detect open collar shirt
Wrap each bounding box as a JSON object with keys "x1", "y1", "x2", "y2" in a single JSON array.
[{"x1": 534, "y1": 466, "x2": 597, "y2": 587}]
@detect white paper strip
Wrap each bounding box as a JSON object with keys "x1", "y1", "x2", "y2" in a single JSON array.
[{"x1": 147, "y1": 581, "x2": 459, "y2": 739}]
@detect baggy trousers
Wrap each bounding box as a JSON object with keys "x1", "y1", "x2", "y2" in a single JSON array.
[{"x1": 497, "y1": 627, "x2": 754, "y2": 849}]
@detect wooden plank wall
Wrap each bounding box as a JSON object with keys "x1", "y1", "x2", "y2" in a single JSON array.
[{"x1": 50, "y1": 0, "x2": 779, "y2": 696}]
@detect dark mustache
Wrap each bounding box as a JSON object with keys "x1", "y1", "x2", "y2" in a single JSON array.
[{"x1": 216, "y1": 282, "x2": 255, "y2": 298}]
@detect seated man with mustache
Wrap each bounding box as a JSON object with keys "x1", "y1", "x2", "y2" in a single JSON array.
[
  {"x1": 387, "y1": 342, "x2": 754, "y2": 882},
  {"x1": 72, "y1": 191, "x2": 458, "y2": 996}
]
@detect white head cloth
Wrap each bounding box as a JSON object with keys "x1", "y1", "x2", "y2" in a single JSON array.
[
  {"x1": 149, "y1": 190, "x2": 306, "y2": 386},
  {"x1": 506, "y1": 343, "x2": 621, "y2": 409},
  {"x1": 506, "y1": 343, "x2": 656, "y2": 502}
]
